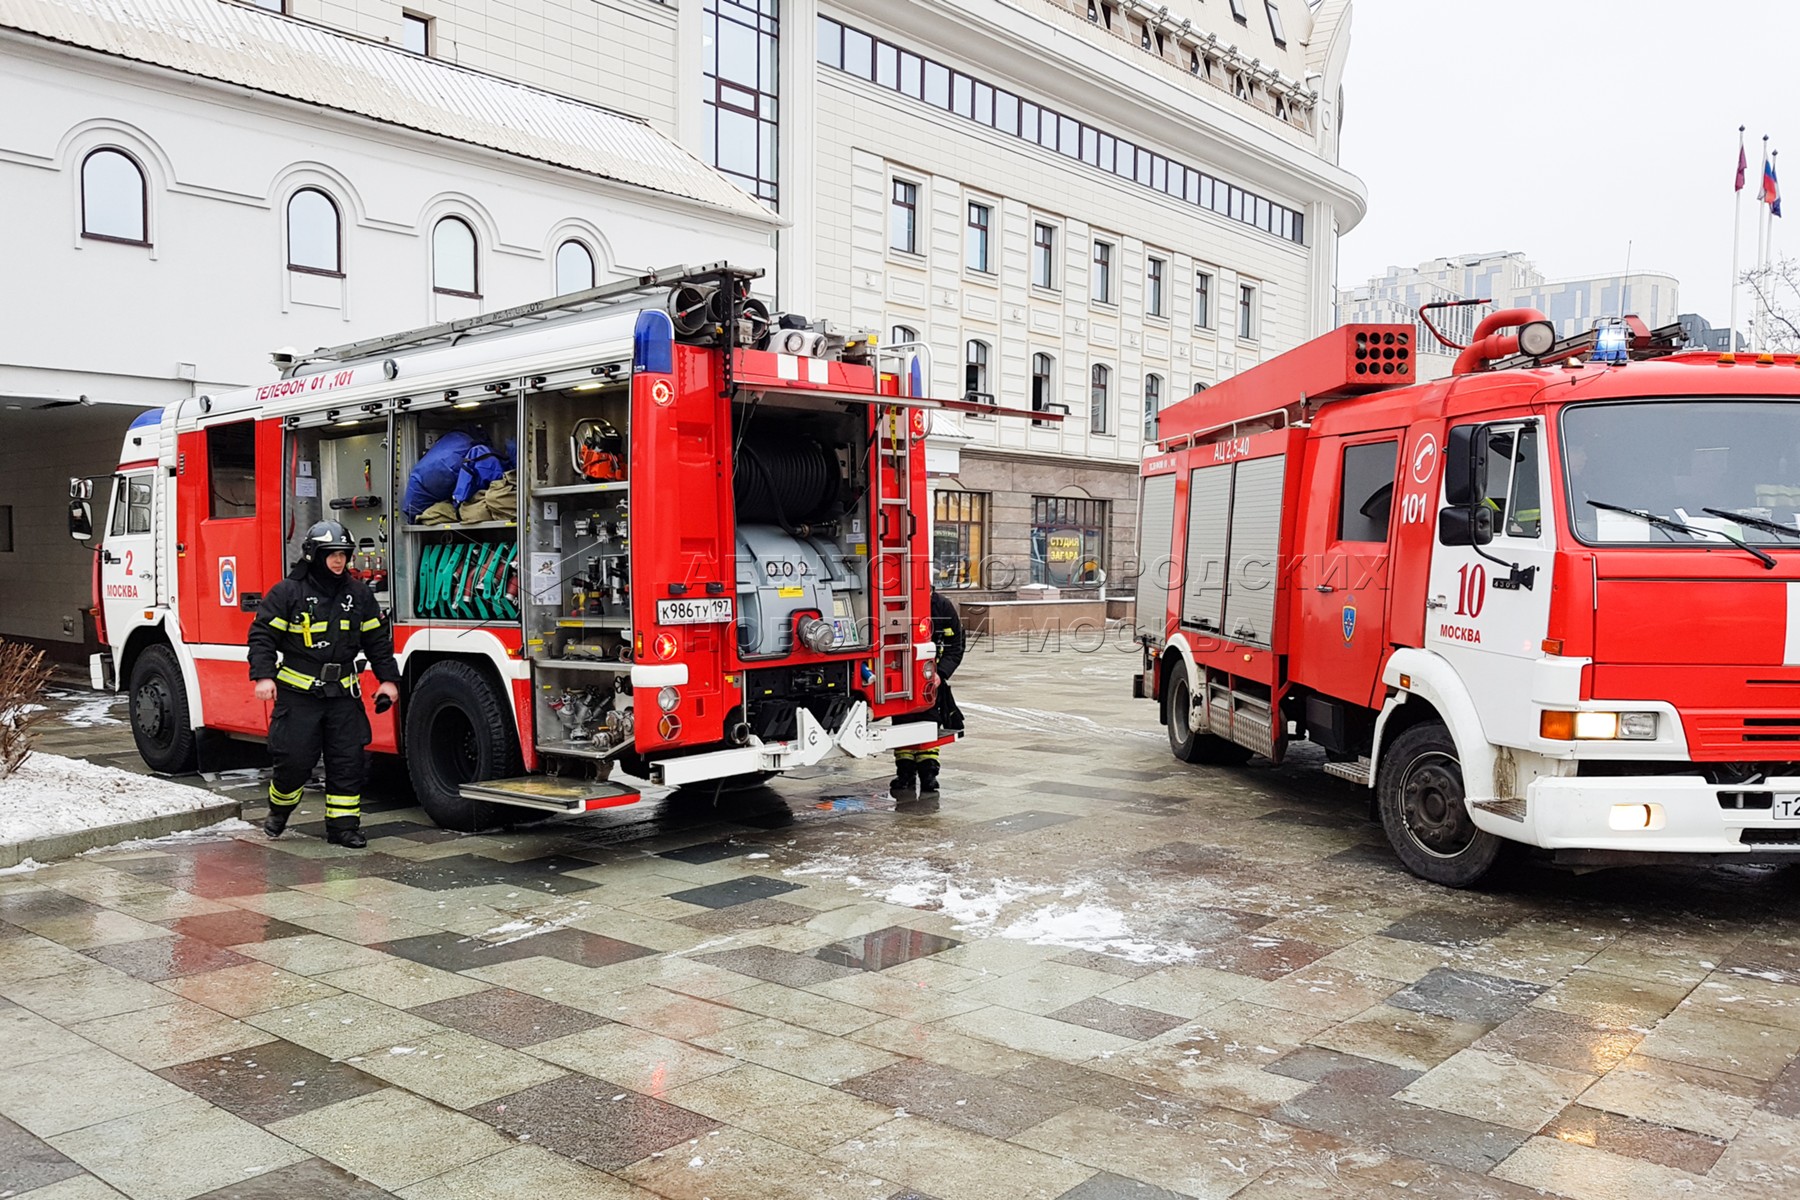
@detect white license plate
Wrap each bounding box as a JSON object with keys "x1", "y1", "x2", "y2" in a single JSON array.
[
  {"x1": 656, "y1": 597, "x2": 734, "y2": 625},
  {"x1": 1774, "y1": 796, "x2": 1800, "y2": 821}
]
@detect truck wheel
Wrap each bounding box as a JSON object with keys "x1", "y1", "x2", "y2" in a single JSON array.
[
  {"x1": 1377, "y1": 722, "x2": 1501, "y2": 887},
  {"x1": 404, "y1": 661, "x2": 520, "y2": 832},
  {"x1": 1164, "y1": 672, "x2": 1254, "y2": 766},
  {"x1": 128, "y1": 644, "x2": 198, "y2": 774}
]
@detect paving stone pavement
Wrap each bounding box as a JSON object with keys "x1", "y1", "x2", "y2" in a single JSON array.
[{"x1": 6, "y1": 637, "x2": 1800, "y2": 1198}]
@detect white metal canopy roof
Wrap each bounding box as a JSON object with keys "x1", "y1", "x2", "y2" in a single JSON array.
[{"x1": 2, "y1": 0, "x2": 776, "y2": 223}]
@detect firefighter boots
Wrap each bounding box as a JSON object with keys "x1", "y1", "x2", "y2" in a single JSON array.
[
  {"x1": 890, "y1": 754, "x2": 918, "y2": 799},
  {"x1": 325, "y1": 818, "x2": 367, "y2": 849},
  {"x1": 263, "y1": 782, "x2": 302, "y2": 838},
  {"x1": 916, "y1": 757, "x2": 941, "y2": 795}
]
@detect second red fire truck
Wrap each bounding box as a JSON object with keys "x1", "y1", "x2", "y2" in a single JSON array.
[
  {"x1": 1136, "y1": 308, "x2": 1800, "y2": 886},
  {"x1": 76, "y1": 265, "x2": 998, "y2": 829}
]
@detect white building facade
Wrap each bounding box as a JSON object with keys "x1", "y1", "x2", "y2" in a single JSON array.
[
  {"x1": 201, "y1": 0, "x2": 1367, "y2": 595},
  {"x1": 2, "y1": 0, "x2": 1363, "y2": 655},
  {"x1": 0, "y1": 0, "x2": 778, "y2": 655}
]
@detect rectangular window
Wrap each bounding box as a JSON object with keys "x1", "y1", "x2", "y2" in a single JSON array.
[
  {"x1": 923, "y1": 60, "x2": 950, "y2": 107},
  {"x1": 1195, "y1": 271, "x2": 1213, "y2": 329},
  {"x1": 1031, "y1": 496, "x2": 1107, "y2": 587},
  {"x1": 207, "y1": 422, "x2": 257, "y2": 520},
  {"x1": 966, "y1": 202, "x2": 991, "y2": 273},
  {"x1": 1337, "y1": 441, "x2": 1399, "y2": 542},
  {"x1": 843, "y1": 27, "x2": 872, "y2": 76},
  {"x1": 816, "y1": 16, "x2": 842, "y2": 68},
  {"x1": 891, "y1": 179, "x2": 918, "y2": 254},
  {"x1": 1033, "y1": 222, "x2": 1056, "y2": 289},
  {"x1": 1239, "y1": 282, "x2": 1257, "y2": 339},
  {"x1": 1147, "y1": 256, "x2": 1166, "y2": 317},
  {"x1": 951, "y1": 72, "x2": 973, "y2": 117},
  {"x1": 1266, "y1": 1, "x2": 1287, "y2": 45},
  {"x1": 1092, "y1": 239, "x2": 1113, "y2": 304},
  {"x1": 401, "y1": 11, "x2": 431, "y2": 55},
  {"x1": 933, "y1": 491, "x2": 988, "y2": 588},
  {"x1": 1228, "y1": 0, "x2": 1248, "y2": 21},
  {"x1": 899, "y1": 51, "x2": 922, "y2": 98},
  {"x1": 706, "y1": 0, "x2": 780, "y2": 204}
]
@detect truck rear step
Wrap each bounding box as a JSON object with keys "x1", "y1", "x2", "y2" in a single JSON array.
[{"x1": 459, "y1": 776, "x2": 640, "y2": 813}]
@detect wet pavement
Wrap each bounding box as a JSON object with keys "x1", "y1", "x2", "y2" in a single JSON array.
[{"x1": 6, "y1": 638, "x2": 1800, "y2": 1198}]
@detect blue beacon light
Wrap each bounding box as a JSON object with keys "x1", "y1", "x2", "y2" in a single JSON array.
[{"x1": 1590, "y1": 322, "x2": 1629, "y2": 365}]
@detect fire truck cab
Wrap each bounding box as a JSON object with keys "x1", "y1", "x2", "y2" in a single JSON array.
[
  {"x1": 76, "y1": 264, "x2": 961, "y2": 829},
  {"x1": 1136, "y1": 310, "x2": 1800, "y2": 886}
]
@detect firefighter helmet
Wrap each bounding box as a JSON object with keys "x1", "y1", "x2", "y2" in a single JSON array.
[
  {"x1": 301, "y1": 520, "x2": 355, "y2": 561},
  {"x1": 571, "y1": 418, "x2": 624, "y2": 482}
]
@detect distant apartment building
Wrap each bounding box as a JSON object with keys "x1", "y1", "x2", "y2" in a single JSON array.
[{"x1": 1339, "y1": 251, "x2": 1682, "y2": 379}]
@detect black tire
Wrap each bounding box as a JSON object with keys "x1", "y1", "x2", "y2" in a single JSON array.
[
  {"x1": 403, "y1": 660, "x2": 520, "y2": 832},
  {"x1": 1164, "y1": 670, "x2": 1254, "y2": 767},
  {"x1": 128, "y1": 643, "x2": 198, "y2": 774},
  {"x1": 1376, "y1": 721, "x2": 1501, "y2": 887}
]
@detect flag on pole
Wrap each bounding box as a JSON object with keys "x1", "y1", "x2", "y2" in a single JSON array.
[
  {"x1": 1760, "y1": 155, "x2": 1782, "y2": 217},
  {"x1": 1737, "y1": 134, "x2": 1748, "y2": 191}
]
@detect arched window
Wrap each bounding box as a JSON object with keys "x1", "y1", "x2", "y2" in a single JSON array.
[
  {"x1": 1089, "y1": 364, "x2": 1111, "y2": 434},
  {"x1": 81, "y1": 148, "x2": 148, "y2": 245},
  {"x1": 1143, "y1": 373, "x2": 1163, "y2": 441},
  {"x1": 891, "y1": 324, "x2": 919, "y2": 346},
  {"x1": 555, "y1": 239, "x2": 595, "y2": 294},
  {"x1": 287, "y1": 188, "x2": 341, "y2": 275},
  {"x1": 964, "y1": 340, "x2": 990, "y2": 398},
  {"x1": 1031, "y1": 353, "x2": 1054, "y2": 425},
  {"x1": 432, "y1": 216, "x2": 478, "y2": 297}
]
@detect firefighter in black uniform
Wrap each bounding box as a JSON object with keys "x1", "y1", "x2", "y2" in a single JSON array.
[
  {"x1": 248, "y1": 521, "x2": 400, "y2": 849},
  {"x1": 892, "y1": 590, "x2": 964, "y2": 798}
]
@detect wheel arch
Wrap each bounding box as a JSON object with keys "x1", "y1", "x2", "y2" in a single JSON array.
[{"x1": 1377, "y1": 647, "x2": 1513, "y2": 837}]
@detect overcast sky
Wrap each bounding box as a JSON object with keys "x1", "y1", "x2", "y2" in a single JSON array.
[{"x1": 1336, "y1": 0, "x2": 1790, "y2": 331}]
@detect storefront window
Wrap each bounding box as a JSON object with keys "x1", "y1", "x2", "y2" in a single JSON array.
[
  {"x1": 1031, "y1": 495, "x2": 1106, "y2": 586},
  {"x1": 933, "y1": 490, "x2": 987, "y2": 587}
]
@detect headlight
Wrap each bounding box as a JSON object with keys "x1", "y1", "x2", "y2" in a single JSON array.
[
  {"x1": 657, "y1": 686, "x2": 680, "y2": 713},
  {"x1": 1540, "y1": 710, "x2": 1657, "y2": 740}
]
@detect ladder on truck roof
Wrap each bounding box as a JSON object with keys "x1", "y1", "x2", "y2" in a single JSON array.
[{"x1": 285, "y1": 263, "x2": 764, "y2": 371}]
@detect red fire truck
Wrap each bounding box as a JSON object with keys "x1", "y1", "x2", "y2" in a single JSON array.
[
  {"x1": 73, "y1": 264, "x2": 991, "y2": 830},
  {"x1": 1134, "y1": 306, "x2": 1800, "y2": 886}
]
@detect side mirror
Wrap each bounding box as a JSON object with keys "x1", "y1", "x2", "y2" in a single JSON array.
[
  {"x1": 1443, "y1": 425, "x2": 1489, "y2": 507},
  {"x1": 68, "y1": 500, "x2": 94, "y2": 542},
  {"x1": 68, "y1": 476, "x2": 94, "y2": 501},
  {"x1": 1438, "y1": 502, "x2": 1494, "y2": 547}
]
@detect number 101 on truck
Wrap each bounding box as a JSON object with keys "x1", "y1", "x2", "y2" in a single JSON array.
[
  {"x1": 74, "y1": 265, "x2": 1038, "y2": 829},
  {"x1": 1134, "y1": 306, "x2": 1800, "y2": 886}
]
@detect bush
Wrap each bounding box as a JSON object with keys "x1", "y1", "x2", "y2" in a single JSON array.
[{"x1": 0, "y1": 640, "x2": 53, "y2": 778}]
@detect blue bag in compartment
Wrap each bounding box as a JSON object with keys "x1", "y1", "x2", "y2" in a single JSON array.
[{"x1": 403, "y1": 431, "x2": 512, "y2": 519}]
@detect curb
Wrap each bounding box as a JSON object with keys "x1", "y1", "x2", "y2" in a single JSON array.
[{"x1": 0, "y1": 799, "x2": 244, "y2": 869}]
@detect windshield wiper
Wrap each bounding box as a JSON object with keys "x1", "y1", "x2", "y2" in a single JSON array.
[
  {"x1": 1588, "y1": 499, "x2": 1776, "y2": 569},
  {"x1": 1702, "y1": 508, "x2": 1800, "y2": 541}
]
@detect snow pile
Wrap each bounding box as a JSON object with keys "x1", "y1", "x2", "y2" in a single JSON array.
[{"x1": 0, "y1": 752, "x2": 224, "y2": 843}]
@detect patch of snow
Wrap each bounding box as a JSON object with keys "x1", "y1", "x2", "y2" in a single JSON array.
[
  {"x1": 91, "y1": 819, "x2": 256, "y2": 853},
  {"x1": 45, "y1": 688, "x2": 127, "y2": 728},
  {"x1": 1, "y1": 753, "x2": 228, "y2": 845},
  {"x1": 0, "y1": 857, "x2": 47, "y2": 875}
]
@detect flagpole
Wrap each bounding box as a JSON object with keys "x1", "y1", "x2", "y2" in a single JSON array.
[
  {"x1": 1730, "y1": 126, "x2": 1745, "y2": 354},
  {"x1": 1759, "y1": 136, "x2": 1771, "y2": 352}
]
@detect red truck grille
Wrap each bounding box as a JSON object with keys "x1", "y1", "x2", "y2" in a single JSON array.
[{"x1": 1686, "y1": 713, "x2": 1800, "y2": 758}]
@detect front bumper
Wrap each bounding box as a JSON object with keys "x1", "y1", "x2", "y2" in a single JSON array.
[
  {"x1": 650, "y1": 700, "x2": 941, "y2": 787},
  {"x1": 1521, "y1": 774, "x2": 1800, "y2": 854}
]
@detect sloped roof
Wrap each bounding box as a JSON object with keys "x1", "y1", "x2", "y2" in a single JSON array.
[{"x1": 0, "y1": 0, "x2": 776, "y2": 223}]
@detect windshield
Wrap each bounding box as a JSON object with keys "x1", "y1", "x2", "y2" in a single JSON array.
[{"x1": 1562, "y1": 399, "x2": 1800, "y2": 545}]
